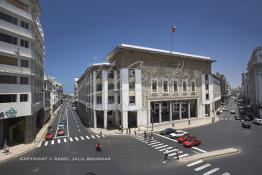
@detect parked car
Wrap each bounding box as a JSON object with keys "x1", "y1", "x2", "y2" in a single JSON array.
[
  {"x1": 169, "y1": 130, "x2": 188, "y2": 139},
  {"x1": 223, "y1": 108, "x2": 229, "y2": 111},
  {"x1": 177, "y1": 134, "x2": 196, "y2": 143},
  {"x1": 230, "y1": 110, "x2": 236, "y2": 114},
  {"x1": 57, "y1": 128, "x2": 65, "y2": 136},
  {"x1": 45, "y1": 132, "x2": 54, "y2": 140},
  {"x1": 252, "y1": 118, "x2": 262, "y2": 125},
  {"x1": 217, "y1": 109, "x2": 223, "y2": 115},
  {"x1": 183, "y1": 138, "x2": 201, "y2": 147},
  {"x1": 234, "y1": 115, "x2": 242, "y2": 120},
  {"x1": 160, "y1": 128, "x2": 176, "y2": 135},
  {"x1": 242, "y1": 121, "x2": 251, "y2": 129}
]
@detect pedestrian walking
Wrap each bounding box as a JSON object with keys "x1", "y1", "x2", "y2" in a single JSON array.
[
  {"x1": 164, "y1": 148, "x2": 169, "y2": 160},
  {"x1": 144, "y1": 131, "x2": 147, "y2": 140},
  {"x1": 176, "y1": 149, "x2": 179, "y2": 160},
  {"x1": 148, "y1": 134, "x2": 151, "y2": 143},
  {"x1": 212, "y1": 116, "x2": 215, "y2": 123},
  {"x1": 151, "y1": 133, "x2": 153, "y2": 140},
  {"x1": 172, "y1": 123, "x2": 175, "y2": 127},
  {"x1": 126, "y1": 129, "x2": 128, "y2": 134},
  {"x1": 128, "y1": 128, "x2": 131, "y2": 134},
  {"x1": 188, "y1": 119, "x2": 191, "y2": 125},
  {"x1": 134, "y1": 130, "x2": 137, "y2": 135}
]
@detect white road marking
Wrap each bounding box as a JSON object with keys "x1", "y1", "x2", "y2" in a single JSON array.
[
  {"x1": 203, "y1": 168, "x2": 220, "y2": 175},
  {"x1": 167, "y1": 149, "x2": 178, "y2": 153},
  {"x1": 179, "y1": 154, "x2": 189, "y2": 158},
  {"x1": 101, "y1": 135, "x2": 105, "y2": 137},
  {"x1": 64, "y1": 138, "x2": 67, "y2": 142},
  {"x1": 148, "y1": 142, "x2": 160, "y2": 145},
  {"x1": 80, "y1": 136, "x2": 85, "y2": 140},
  {"x1": 169, "y1": 151, "x2": 183, "y2": 157},
  {"x1": 51, "y1": 140, "x2": 54, "y2": 145},
  {"x1": 96, "y1": 135, "x2": 100, "y2": 138},
  {"x1": 57, "y1": 139, "x2": 61, "y2": 144},
  {"x1": 187, "y1": 160, "x2": 203, "y2": 167},
  {"x1": 75, "y1": 137, "x2": 79, "y2": 141},
  {"x1": 86, "y1": 136, "x2": 90, "y2": 139},
  {"x1": 69, "y1": 137, "x2": 73, "y2": 142},
  {"x1": 77, "y1": 125, "x2": 79, "y2": 128},
  {"x1": 44, "y1": 141, "x2": 48, "y2": 146},
  {"x1": 159, "y1": 147, "x2": 173, "y2": 151},
  {"x1": 225, "y1": 118, "x2": 228, "y2": 120},
  {"x1": 155, "y1": 145, "x2": 168, "y2": 149},
  {"x1": 221, "y1": 172, "x2": 230, "y2": 175},
  {"x1": 192, "y1": 147, "x2": 207, "y2": 153},
  {"x1": 152, "y1": 143, "x2": 164, "y2": 147},
  {"x1": 78, "y1": 129, "x2": 81, "y2": 133},
  {"x1": 194, "y1": 164, "x2": 211, "y2": 171},
  {"x1": 91, "y1": 135, "x2": 95, "y2": 139},
  {"x1": 154, "y1": 133, "x2": 178, "y2": 142}
]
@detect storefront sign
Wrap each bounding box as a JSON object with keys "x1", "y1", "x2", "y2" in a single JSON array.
[{"x1": 0, "y1": 108, "x2": 17, "y2": 119}]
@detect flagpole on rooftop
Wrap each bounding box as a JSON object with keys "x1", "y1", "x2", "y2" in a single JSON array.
[{"x1": 171, "y1": 25, "x2": 176, "y2": 53}]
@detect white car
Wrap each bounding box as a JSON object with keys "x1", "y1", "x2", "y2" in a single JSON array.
[
  {"x1": 169, "y1": 130, "x2": 188, "y2": 139},
  {"x1": 223, "y1": 108, "x2": 229, "y2": 111},
  {"x1": 73, "y1": 107, "x2": 76, "y2": 111},
  {"x1": 253, "y1": 118, "x2": 262, "y2": 125}
]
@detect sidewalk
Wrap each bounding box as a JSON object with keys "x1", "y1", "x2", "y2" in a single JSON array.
[
  {"x1": 89, "y1": 117, "x2": 219, "y2": 136},
  {"x1": 0, "y1": 105, "x2": 63, "y2": 163}
]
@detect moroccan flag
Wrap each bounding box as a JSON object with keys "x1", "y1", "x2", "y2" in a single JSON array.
[{"x1": 171, "y1": 25, "x2": 176, "y2": 32}]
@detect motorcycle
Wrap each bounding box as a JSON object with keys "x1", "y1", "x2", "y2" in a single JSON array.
[{"x1": 96, "y1": 143, "x2": 102, "y2": 152}]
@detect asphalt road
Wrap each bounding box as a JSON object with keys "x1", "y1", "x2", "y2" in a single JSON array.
[{"x1": 0, "y1": 100, "x2": 261, "y2": 175}]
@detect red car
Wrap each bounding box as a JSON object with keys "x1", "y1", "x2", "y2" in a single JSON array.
[
  {"x1": 57, "y1": 128, "x2": 65, "y2": 136},
  {"x1": 45, "y1": 132, "x2": 54, "y2": 140},
  {"x1": 183, "y1": 138, "x2": 201, "y2": 147},
  {"x1": 177, "y1": 134, "x2": 196, "y2": 143}
]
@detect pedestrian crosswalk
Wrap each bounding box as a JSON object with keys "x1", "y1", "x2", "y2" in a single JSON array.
[
  {"x1": 132, "y1": 135, "x2": 190, "y2": 159},
  {"x1": 41, "y1": 134, "x2": 106, "y2": 147},
  {"x1": 187, "y1": 159, "x2": 230, "y2": 175}
]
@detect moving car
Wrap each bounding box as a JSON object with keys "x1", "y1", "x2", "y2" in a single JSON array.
[
  {"x1": 169, "y1": 130, "x2": 188, "y2": 139},
  {"x1": 177, "y1": 134, "x2": 196, "y2": 143},
  {"x1": 234, "y1": 115, "x2": 242, "y2": 120},
  {"x1": 216, "y1": 109, "x2": 223, "y2": 115},
  {"x1": 243, "y1": 116, "x2": 252, "y2": 121},
  {"x1": 230, "y1": 110, "x2": 236, "y2": 114},
  {"x1": 252, "y1": 118, "x2": 262, "y2": 125},
  {"x1": 183, "y1": 138, "x2": 201, "y2": 147},
  {"x1": 160, "y1": 128, "x2": 176, "y2": 135},
  {"x1": 47, "y1": 126, "x2": 54, "y2": 132},
  {"x1": 223, "y1": 108, "x2": 229, "y2": 111},
  {"x1": 58, "y1": 123, "x2": 65, "y2": 129},
  {"x1": 60, "y1": 119, "x2": 67, "y2": 125},
  {"x1": 45, "y1": 132, "x2": 54, "y2": 140},
  {"x1": 57, "y1": 128, "x2": 65, "y2": 136},
  {"x1": 242, "y1": 121, "x2": 251, "y2": 129}
]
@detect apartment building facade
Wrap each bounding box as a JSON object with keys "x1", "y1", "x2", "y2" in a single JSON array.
[
  {"x1": 77, "y1": 44, "x2": 221, "y2": 129},
  {"x1": 241, "y1": 46, "x2": 262, "y2": 117},
  {"x1": 0, "y1": 0, "x2": 45, "y2": 146}
]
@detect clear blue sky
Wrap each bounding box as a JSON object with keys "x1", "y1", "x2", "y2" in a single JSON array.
[{"x1": 40, "y1": 0, "x2": 262, "y2": 93}]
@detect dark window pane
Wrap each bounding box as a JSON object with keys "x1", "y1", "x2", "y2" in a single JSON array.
[{"x1": 0, "y1": 94, "x2": 17, "y2": 103}]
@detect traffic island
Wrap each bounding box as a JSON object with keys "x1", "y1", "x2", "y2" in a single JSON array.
[{"x1": 180, "y1": 148, "x2": 240, "y2": 162}]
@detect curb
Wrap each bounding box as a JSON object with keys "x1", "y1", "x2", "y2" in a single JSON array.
[
  {"x1": 0, "y1": 105, "x2": 63, "y2": 164},
  {"x1": 179, "y1": 148, "x2": 240, "y2": 162}
]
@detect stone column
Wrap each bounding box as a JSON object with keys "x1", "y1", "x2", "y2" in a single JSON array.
[
  {"x1": 179, "y1": 102, "x2": 182, "y2": 120},
  {"x1": 159, "y1": 103, "x2": 162, "y2": 123},
  {"x1": 169, "y1": 102, "x2": 172, "y2": 121},
  {"x1": 93, "y1": 111, "x2": 97, "y2": 128},
  {"x1": 122, "y1": 111, "x2": 128, "y2": 129}
]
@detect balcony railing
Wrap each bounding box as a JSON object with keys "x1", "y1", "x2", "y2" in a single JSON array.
[
  {"x1": 0, "y1": 19, "x2": 33, "y2": 39},
  {"x1": 0, "y1": 41, "x2": 32, "y2": 58},
  {"x1": 0, "y1": 1, "x2": 32, "y2": 21},
  {"x1": 0, "y1": 63, "x2": 31, "y2": 75}
]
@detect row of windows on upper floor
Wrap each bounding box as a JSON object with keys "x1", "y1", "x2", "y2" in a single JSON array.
[
  {"x1": 0, "y1": 74, "x2": 43, "y2": 88},
  {"x1": 96, "y1": 69, "x2": 136, "y2": 79},
  {"x1": 0, "y1": 93, "x2": 28, "y2": 103},
  {"x1": 151, "y1": 79, "x2": 196, "y2": 93},
  {"x1": 0, "y1": 11, "x2": 29, "y2": 29},
  {"x1": 0, "y1": 32, "x2": 29, "y2": 48},
  {"x1": 86, "y1": 95, "x2": 136, "y2": 105},
  {"x1": 6, "y1": 0, "x2": 31, "y2": 13}
]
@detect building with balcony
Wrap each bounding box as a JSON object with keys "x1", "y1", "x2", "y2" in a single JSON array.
[
  {"x1": 241, "y1": 46, "x2": 262, "y2": 118},
  {"x1": 215, "y1": 72, "x2": 230, "y2": 102},
  {"x1": 0, "y1": 0, "x2": 45, "y2": 146},
  {"x1": 77, "y1": 44, "x2": 221, "y2": 130},
  {"x1": 43, "y1": 75, "x2": 64, "y2": 123}
]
